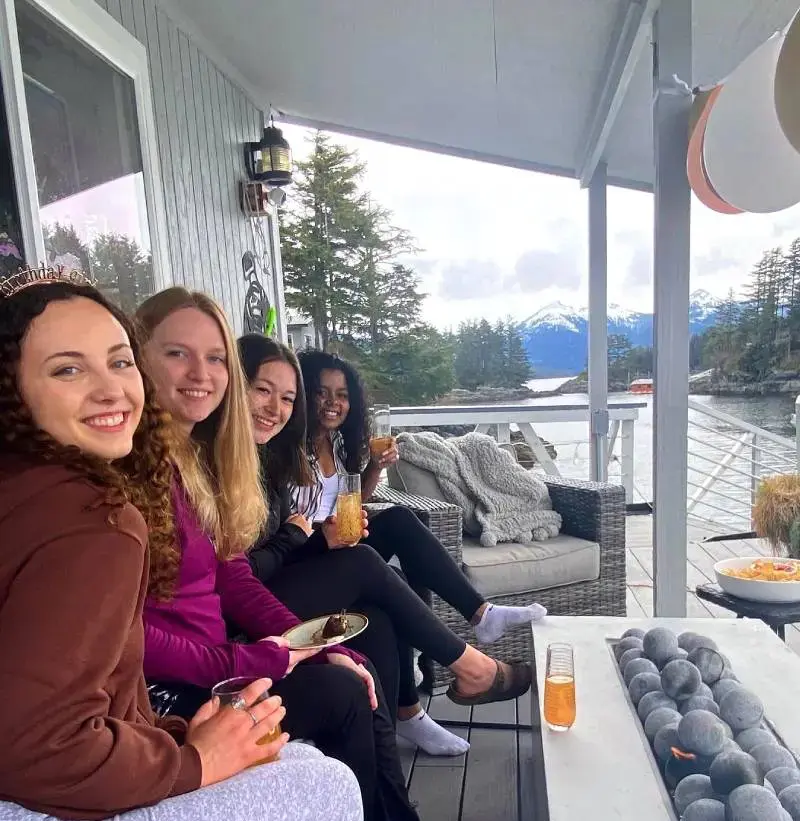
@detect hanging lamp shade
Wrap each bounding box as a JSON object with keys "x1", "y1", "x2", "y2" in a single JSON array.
[
  {"x1": 775, "y1": 6, "x2": 800, "y2": 155},
  {"x1": 687, "y1": 86, "x2": 742, "y2": 214},
  {"x1": 244, "y1": 123, "x2": 293, "y2": 186},
  {"x1": 703, "y1": 32, "x2": 800, "y2": 214}
]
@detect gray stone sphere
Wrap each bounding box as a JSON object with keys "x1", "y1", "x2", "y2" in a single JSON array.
[
  {"x1": 726, "y1": 784, "x2": 784, "y2": 821},
  {"x1": 681, "y1": 696, "x2": 721, "y2": 717},
  {"x1": 622, "y1": 627, "x2": 646, "y2": 640},
  {"x1": 643, "y1": 627, "x2": 679, "y2": 666},
  {"x1": 679, "y1": 710, "x2": 727, "y2": 757},
  {"x1": 675, "y1": 774, "x2": 715, "y2": 814},
  {"x1": 721, "y1": 738, "x2": 743, "y2": 755},
  {"x1": 767, "y1": 768, "x2": 800, "y2": 796},
  {"x1": 688, "y1": 647, "x2": 727, "y2": 685},
  {"x1": 736, "y1": 728, "x2": 777, "y2": 754},
  {"x1": 661, "y1": 659, "x2": 703, "y2": 700},
  {"x1": 659, "y1": 647, "x2": 691, "y2": 670},
  {"x1": 720, "y1": 688, "x2": 765, "y2": 733},
  {"x1": 624, "y1": 656, "x2": 659, "y2": 686},
  {"x1": 720, "y1": 667, "x2": 739, "y2": 681},
  {"x1": 637, "y1": 690, "x2": 678, "y2": 722},
  {"x1": 619, "y1": 647, "x2": 645, "y2": 669},
  {"x1": 679, "y1": 632, "x2": 719, "y2": 653},
  {"x1": 710, "y1": 750, "x2": 763, "y2": 795},
  {"x1": 614, "y1": 635, "x2": 644, "y2": 661},
  {"x1": 713, "y1": 679, "x2": 743, "y2": 704},
  {"x1": 629, "y1": 671, "x2": 663, "y2": 705},
  {"x1": 644, "y1": 707, "x2": 682, "y2": 741},
  {"x1": 778, "y1": 783, "x2": 800, "y2": 820},
  {"x1": 654, "y1": 723, "x2": 682, "y2": 762},
  {"x1": 696, "y1": 682, "x2": 715, "y2": 700},
  {"x1": 720, "y1": 722, "x2": 734, "y2": 740},
  {"x1": 683, "y1": 798, "x2": 726, "y2": 821},
  {"x1": 751, "y1": 744, "x2": 797, "y2": 774}
]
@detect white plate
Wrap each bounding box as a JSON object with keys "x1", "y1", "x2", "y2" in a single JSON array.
[
  {"x1": 281, "y1": 613, "x2": 368, "y2": 651},
  {"x1": 714, "y1": 557, "x2": 800, "y2": 604}
]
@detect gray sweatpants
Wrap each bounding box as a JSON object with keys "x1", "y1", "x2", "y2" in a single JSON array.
[{"x1": 0, "y1": 743, "x2": 363, "y2": 821}]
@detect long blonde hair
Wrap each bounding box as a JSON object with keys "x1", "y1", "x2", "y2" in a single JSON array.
[{"x1": 136, "y1": 287, "x2": 267, "y2": 560}]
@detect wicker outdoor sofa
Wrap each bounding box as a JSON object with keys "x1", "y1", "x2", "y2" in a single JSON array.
[{"x1": 369, "y1": 476, "x2": 627, "y2": 689}]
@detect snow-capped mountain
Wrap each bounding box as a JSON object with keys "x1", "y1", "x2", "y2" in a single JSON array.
[{"x1": 520, "y1": 290, "x2": 721, "y2": 376}]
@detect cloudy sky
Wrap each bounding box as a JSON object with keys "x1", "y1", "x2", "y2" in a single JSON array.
[{"x1": 284, "y1": 124, "x2": 800, "y2": 331}]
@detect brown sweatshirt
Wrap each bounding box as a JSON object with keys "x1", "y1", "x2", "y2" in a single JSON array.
[{"x1": 0, "y1": 456, "x2": 202, "y2": 819}]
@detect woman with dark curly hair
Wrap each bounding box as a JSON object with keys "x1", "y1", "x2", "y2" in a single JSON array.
[
  {"x1": 136, "y1": 289, "x2": 414, "y2": 821},
  {"x1": 245, "y1": 342, "x2": 535, "y2": 757},
  {"x1": 0, "y1": 277, "x2": 361, "y2": 821}
]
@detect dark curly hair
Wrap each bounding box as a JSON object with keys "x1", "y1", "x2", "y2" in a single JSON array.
[
  {"x1": 237, "y1": 334, "x2": 315, "y2": 490},
  {"x1": 297, "y1": 349, "x2": 370, "y2": 473},
  {"x1": 0, "y1": 281, "x2": 178, "y2": 600}
]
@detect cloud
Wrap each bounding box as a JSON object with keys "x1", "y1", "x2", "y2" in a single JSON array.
[
  {"x1": 691, "y1": 246, "x2": 742, "y2": 279},
  {"x1": 510, "y1": 247, "x2": 581, "y2": 292},
  {"x1": 624, "y1": 242, "x2": 653, "y2": 288},
  {"x1": 438, "y1": 259, "x2": 504, "y2": 299}
]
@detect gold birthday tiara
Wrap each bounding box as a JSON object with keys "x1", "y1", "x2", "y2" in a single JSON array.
[{"x1": 0, "y1": 264, "x2": 98, "y2": 298}]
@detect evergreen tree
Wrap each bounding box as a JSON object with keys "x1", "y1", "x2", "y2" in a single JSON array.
[{"x1": 281, "y1": 132, "x2": 367, "y2": 349}]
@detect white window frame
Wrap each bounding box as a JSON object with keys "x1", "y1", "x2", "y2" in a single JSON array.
[{"x1": 0, "y1": 0, "x2": 171, "y2": 288}]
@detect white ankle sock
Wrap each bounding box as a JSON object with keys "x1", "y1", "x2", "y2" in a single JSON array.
[
  {"x1": 473, "y1": 602, "x2": 547, "y2": 644},
  {"x1": 396, "y1": 709, "x2": 470, "y2": 756}
]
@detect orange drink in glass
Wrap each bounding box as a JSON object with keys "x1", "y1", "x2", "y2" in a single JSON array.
[
  {"x1": 212, "y1": 676, "x2": 282, "y2": 764},
  {"x1": 543, "y1": 642, "x2": 576, "y2": 731},
  {"x1": 336, "y1": 473, "x2": 362, "y2": 546}
]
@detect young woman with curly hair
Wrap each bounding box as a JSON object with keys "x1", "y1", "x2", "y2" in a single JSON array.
[
  {"x1": 136, "y1": 288, "x2": 416, "y2": 821},
  {"x1": 292, "y1": 351, "x2": 546, "y2": 731},
  {"x1": 0, "y1": 280, "x2": 361, "y2": 821},
  {"x1": 244, "y1": 340, "x2": 535, "y2": 757}
]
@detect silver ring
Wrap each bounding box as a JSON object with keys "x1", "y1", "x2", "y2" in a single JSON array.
[
  {"x1": 245, "y1": 709, "x2": 258, "y2": 727},
  {"x1": 230, "y1": 696, "x2": 247, "y2": 711}
]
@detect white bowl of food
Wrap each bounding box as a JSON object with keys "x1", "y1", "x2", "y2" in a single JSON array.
[{"x1": 714, "y1": 556, "x2": 800, "y2": 603}]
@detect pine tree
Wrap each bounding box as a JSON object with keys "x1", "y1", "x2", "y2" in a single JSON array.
[{"x1": 281, "y1": 132, "x2": 367, "y2": 349}]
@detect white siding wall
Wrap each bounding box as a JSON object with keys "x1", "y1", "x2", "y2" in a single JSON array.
[{"x1": 92, "y1": 0, "x2": 268, "y2": 333}]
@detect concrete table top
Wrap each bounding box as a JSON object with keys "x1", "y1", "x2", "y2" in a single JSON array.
[{"x1": 529, "y1": 616, "x2": 800, "y2": 821}]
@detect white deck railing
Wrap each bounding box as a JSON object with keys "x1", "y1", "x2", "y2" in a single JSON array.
[
  {"x1": 391, "y1": 402, "x2": 644, "y2": 503},
  {"x1": 391, "y1": 398, "x2": 800, "y2": 536},
  {"x1": 686, "y1": 399, "x2": 798, "y2": 535}
]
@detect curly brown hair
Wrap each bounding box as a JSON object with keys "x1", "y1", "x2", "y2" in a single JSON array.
[{"x1": 0, "y1": 281, "x2": 179, "y2": 600}]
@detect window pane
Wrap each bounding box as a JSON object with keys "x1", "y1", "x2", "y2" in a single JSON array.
[
  {"x1": 0, "y1": 71, "x2": 25, "y2": 275},
  {"x1": 16, "y1": 0, "x2": 155, "y2": 312}
]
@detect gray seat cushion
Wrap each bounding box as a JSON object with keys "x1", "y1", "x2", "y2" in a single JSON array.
[
  {"x1": 387, "y1": 459, "x2": 448, "y2": 502},
  {"x1": 460, "y1": 535, "x2": 600, "y2": 597}
]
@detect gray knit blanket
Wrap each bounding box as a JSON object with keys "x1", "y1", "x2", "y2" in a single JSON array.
[{"x1": 396, "y1": 431, "x2": 562, "y2": 546}]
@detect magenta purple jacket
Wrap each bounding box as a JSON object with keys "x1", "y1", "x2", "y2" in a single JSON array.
[{"x1": 143, "y1": 483, "x2": 363, "y2": 689}]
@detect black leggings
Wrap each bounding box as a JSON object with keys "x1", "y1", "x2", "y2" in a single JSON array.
[
  {"x1": 273, "y1": 661, "x2": 417, "y2": 821},
  {"x1": 148, "y1": 659, "x2": 417, "y2": 821},
  {"x1": 267, "y1": 544, "x2": 466, "y2": 706}
]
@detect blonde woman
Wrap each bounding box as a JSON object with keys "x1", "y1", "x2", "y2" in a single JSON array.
[{"x1": 136, "y1": 288, "x2": 419, "y2": 821}]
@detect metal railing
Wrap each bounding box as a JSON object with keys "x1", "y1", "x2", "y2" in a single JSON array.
[
  {"x1": 391, "y1": 402, "x2": 644, "y2": 503},
  {"x1": 686, "y1": 399, "x2": 798, "y2": 534}
]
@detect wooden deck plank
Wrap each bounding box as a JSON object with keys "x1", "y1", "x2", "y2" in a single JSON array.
[
  {"x1": 408, "y1": 761, "x2": 467, "y2": 821},
  {"x1": 428, "y1": 694, "x2": 472, "y2": 723},
  {"x1": 471, "y1": 696, "x2": 517, "y2": 725},
  {"x1": 517, "y1": 730, "x2": 539, "y2": 821},
  {"x1": 460, "y1": 728, "x2": 519, "y2": 821},
  {"x1": 516, "y1": 691, "x2": 532, "y2": 727}
]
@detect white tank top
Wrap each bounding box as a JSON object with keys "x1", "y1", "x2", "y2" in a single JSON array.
[{"x1": 314, "y1": 471, "x2": 341, "y2": 522}]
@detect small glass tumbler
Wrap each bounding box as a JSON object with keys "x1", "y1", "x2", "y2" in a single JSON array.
[
  {"x1": 212, "y1": 676, "x2": 282, "y2": 764},
  {"x1": 369, "y1": 404, "x2": 392, "y2": 459},
  {"x1": 336, "y1": 473, "x2": 362, "y2": 546},
  {"x1": 543, "y1": 642, "x2": 576, "y2": 732}
]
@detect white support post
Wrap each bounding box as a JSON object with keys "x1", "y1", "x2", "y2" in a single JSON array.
[
  {"x1": 620, "y1": 419, "x2": 635, "y2": 504},
  {"x1": 652, "y1": 0, "x2": 692, "y2": 617},
  {"x1": 588, "y1": 162, "x2": 609, "y2": 483}
]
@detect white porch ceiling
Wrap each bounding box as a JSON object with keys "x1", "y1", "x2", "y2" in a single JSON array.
[{"x1": 164, "y1": 0, "x2": 799, "y2": 190}]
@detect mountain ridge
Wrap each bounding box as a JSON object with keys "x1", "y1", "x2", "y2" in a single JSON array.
[{"x1": 520, "y1": 290, "x2": 720, "y2": 376}]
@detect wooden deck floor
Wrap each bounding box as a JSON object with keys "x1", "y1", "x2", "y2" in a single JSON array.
[{"x1": 402, "y1": 514, "x2": 798, "y2": 820}]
